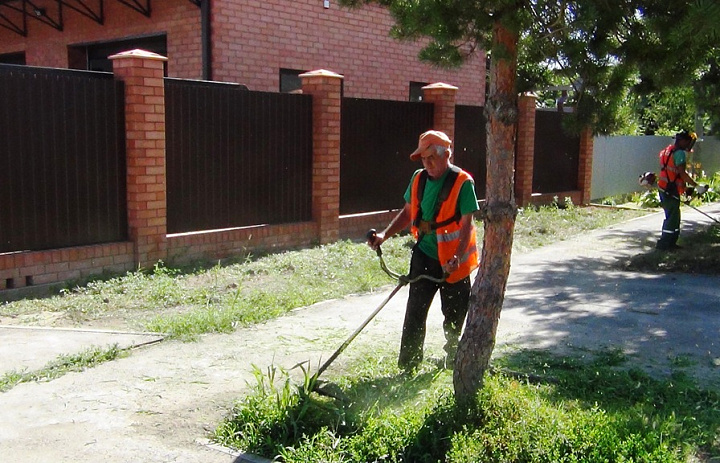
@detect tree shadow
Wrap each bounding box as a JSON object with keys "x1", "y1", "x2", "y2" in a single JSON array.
[
  {"x1": 399, "y1": 348, "x2": 720, "y2": 462},
  {"x1": 497, "y1": 213, "x2": 720, "y2": 388}
]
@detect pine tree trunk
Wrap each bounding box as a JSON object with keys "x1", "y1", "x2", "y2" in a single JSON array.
[{"x1": 453, "y1": 21, "x2": 519, "y2": 403}]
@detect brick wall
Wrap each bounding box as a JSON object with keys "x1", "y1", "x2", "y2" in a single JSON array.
[
  {"x1": 213, "y1": 0, "x2": 485, "y2": 105},
  {"x1": 167, "y1": 222, "x2": 318, "y2": 265},
  {"x1": 0, "y1": 243, "x2": 134, "y2": 291},
  {"x1": 111, "y1": 50, "x2": 169, "y2": 267},
  {"x1": 515, "y1": 93, "x2": 536, "y2": 207},
  {"x1": 0, "y1": 0, "x2": 201, "y2": 78},
  {"x1": 578, "y1": 128, "x2": 594, "y2": 205},
  {"x1": 0, "y1": 0, "x2": 485, "y2": 105}
]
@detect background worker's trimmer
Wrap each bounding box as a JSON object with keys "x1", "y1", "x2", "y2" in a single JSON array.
[
  {"x1": 311, "y1": 229, "x2": 445, "y2": 386},
  {"x1": 680, "y1": 200, "x2": 720, "y2": 224}
]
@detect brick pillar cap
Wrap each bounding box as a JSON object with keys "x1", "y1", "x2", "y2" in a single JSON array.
[
  {"x1": 299, "y1": 69, "x2": 344, "y2": 79},
  {"x1": 423, "y1": 82, "x2": 458, "y2": 90},
  {"x1": 109, "y1": 49, "x2": 168, "y2": 61},
  {"x1": 520, "y1": 91, "x2": 539, "y2": 99}
]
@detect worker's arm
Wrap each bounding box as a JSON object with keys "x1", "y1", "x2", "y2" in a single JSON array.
[
  {"x1": 675, "y1": 150, "x2": 698, "y2": 188},
  {"x1": 678, "y1": 166, "x2": 698, "y2": 189},
  {"x1": 443, "y1": 213, "x2": 474, "y2": 274},
  {"x1": 368, "y1": 203, "x2": 412, "y2": 249}
]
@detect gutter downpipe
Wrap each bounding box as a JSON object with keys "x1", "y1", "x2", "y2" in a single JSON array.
[{"x1": 201, "y1": 0, "x2": 212, "y2": 80}]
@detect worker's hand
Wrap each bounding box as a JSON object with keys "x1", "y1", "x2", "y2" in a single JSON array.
[
  {"x1": 442, "y1": 255, "x2": 459, "y2": 274},
  {"x1": 366, "y1": 229, "x2": 385, "y2": 250},
  {"x1": 696, "y1": 184, "x2": 709, "y2": 195}
]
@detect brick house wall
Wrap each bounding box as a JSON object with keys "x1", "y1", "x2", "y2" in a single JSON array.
[
  {"x1": 0, "y1": 0, "x2": 485, "y2": 105},
  {"x1": 0, "y1": 1, "x2": 202, "y2": 78},
  {"x1": 212, "y1": 0, "x2": 485, "y2": 105}
]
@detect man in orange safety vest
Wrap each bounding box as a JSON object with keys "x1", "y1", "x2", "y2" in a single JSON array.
[{"x1": 368, "y1": 130, "x2": 479, "y2": 370}]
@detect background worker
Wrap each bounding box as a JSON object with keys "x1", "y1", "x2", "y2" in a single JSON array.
[
  {"x1": 656, "y1": 130, "x2": 707, "y2": 250},
  {"x1": 367, "y1": 130, "x2": 479, "y2": 370}
]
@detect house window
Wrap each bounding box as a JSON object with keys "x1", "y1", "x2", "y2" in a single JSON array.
[
  {"x1": 280, "y1": 68, "x2": 305, "y2": 93},
  {"x1": 0, "y1": 52, "x2": 26, "y2": 65},
  {"x1": 409, "y1": 81, "x2": 427, "y2": 102},
  {"x1": 68, "y1": 34, "x2": 167, "y2": 73}
]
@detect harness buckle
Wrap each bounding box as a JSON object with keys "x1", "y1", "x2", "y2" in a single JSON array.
[{"x1": 417, "y1": 220, "x2": 433, "y2": 235}]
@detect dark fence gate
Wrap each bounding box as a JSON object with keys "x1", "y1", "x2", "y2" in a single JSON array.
[
  {"x1": 533, "y1": 110, "x2": 580, "y2": 193},
  {"x1": 164, "y1": 79, "x2": 313, "y2": 234},
  {"x1": 340, "y1": 98, "x2": 434, "y2": 215},
  {"x1": 0, "y1": 65, "x2": 127, "y2": 253},
  {"x1": 454, "y1": 105, "x2": 487, "y2": 199}
]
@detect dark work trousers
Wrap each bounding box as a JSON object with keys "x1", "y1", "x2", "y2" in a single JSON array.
[
  {"x1": 657, "y1": 191, "x2": 681, "y2": 249},
  {"x1": 398, "y1": 245, "x2": 471, "y2": 369}
]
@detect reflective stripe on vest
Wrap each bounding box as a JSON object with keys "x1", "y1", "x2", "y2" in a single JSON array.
[
  {"x1": 658, "y1": 144, "x2": 686, "y2": 195},
  {"x1": 410, "y1": 168, "x2": 479, "y2": 283}
]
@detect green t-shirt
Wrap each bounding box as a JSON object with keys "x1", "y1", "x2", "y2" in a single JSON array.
[
  {"x1": 672, "y1": 149, "x2": 687, "y2": 167},
  {"x1": 403, "y1": 167, "x2": 479, "y2": 260}
]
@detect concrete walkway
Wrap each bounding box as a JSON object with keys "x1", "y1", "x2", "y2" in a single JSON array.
[{"x1": 1, "y1": 204, "x2": 719, "y2": 462}]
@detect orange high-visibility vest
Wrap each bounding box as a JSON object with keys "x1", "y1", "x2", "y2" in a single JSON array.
[
  {"x1": 658, "y1": 144, "x2": 686, "y2": 195},
  {"x1": 410, "y1": 168, "x2": 479, "y2": 283}
]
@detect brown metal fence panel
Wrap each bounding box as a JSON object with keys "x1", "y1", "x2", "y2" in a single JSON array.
[
  {"x1": 340, "y1": 98, "x2": 434, "y2": 215},
  {"x1": 533, "y1": 110, "x2": 580, "y2": 193},
  {"x1": 0, "y1": 64, "x2": 127, "y2": 254},
  {"x1": 165, "y1": 79, "x2": 313, "y2": 234},
  {"x1": 454, "y1": 105, "x2": 487, "y2": 199}
]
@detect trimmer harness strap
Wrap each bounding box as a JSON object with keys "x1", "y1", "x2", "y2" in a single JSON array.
[{"x1": 413, "y1": 165, "x2": 462, "y2": 235}]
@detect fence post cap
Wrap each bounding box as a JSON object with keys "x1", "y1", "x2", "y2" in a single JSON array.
[
  {"x1": 422, "y1": 82, "x2": 458, "y2": 90},
  {"x1": 109, "y1": 49, "x2": 168, "y2": 61},
  {"x1": 299, "y1": 69, "x2": 344, "y2": 79}
]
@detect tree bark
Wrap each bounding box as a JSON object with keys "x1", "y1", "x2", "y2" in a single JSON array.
[{"x1": 453, "y1": 20, "x2": 519, "y2": 403}]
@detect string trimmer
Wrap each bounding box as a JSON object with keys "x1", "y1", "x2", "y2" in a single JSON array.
[{"x1": 309, "y1": 229, "x2": 446, "y2": 397}]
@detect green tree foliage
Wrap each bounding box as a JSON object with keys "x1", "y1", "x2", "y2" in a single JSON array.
[
  {"x1": 342, "y1": 0, "x2": 720, "y2": 136},
  {"x1": 338, "y1": 0, "x2": 717, "y2": 401}
]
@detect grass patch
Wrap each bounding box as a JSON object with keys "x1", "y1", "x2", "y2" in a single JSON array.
[
  {"x1": 1, "y1": 205, "x2": 647, "y2": 339},
  {"x1": 512, "y1": 199, "x2": 647, "y2": 253},
  {"x1": 0, "y1": 344, "x2": 124, "y2": 392},
  {"x1": 214, "y1": 349, "x2": 720, "y2": 462},
  {"x1": 622, "y1": 224, "x2": 720, "y2": 274}
]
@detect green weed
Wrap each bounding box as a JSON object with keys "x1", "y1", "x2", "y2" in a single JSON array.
[
  {"x1": 0, "y1": 344, "x2": 123, "y2": 392},
  {"x1": 215, "y1": 349, "x2": 720, "y2": 462}
]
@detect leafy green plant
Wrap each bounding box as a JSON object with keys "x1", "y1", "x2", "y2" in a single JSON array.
[
  {"x1": 689, "y1": 171, "x2": 720, "y2": 205},
  {"x1": 635, "y1": 189, "x2": 662, "y2": 208},
  {"x1": 213, "y1": 364, "x2": 348, "y2": 457},
  {"x1": 215, "y1": 349, "x2": 720, "y2": 462}
]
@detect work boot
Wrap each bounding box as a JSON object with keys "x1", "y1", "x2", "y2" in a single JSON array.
[
  {"x1": 398, "y1": 350, "x2": 422, "y2": 373},
  {"x1": 656, "y1": 241, "x2": 681, "y2": 251},
  {"x1": 443, "y1": 340, "x2": 457, "y2": 370}
]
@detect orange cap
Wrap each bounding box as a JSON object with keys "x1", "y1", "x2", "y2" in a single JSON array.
[{"x1": 409, "y1": 130, "x2": 452, "y2": 161}]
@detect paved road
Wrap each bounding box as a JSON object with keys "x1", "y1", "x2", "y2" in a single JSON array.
[{"x1": 1, "y1": 204, "x2": 719, "y2": 462}]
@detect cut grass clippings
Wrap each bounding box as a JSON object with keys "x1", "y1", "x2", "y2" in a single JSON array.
[
  {"x1": 623, "y1": 223, "x2": 720, "y2": 274},
  {"x1": 214, "y1": 348, "x2": 720, "y2": 462}
]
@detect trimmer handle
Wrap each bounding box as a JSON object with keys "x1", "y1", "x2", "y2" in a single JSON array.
[{"x1": 366, "y1": 228, "x2": 382, "y2": 257}]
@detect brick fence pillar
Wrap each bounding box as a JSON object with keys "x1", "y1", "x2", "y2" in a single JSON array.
[
  {"x1": 515, "y1": 93, "x2": 537, "y2": 207},
  {"x1": 300, "y1": 69, "x2": 343, "y2": 245},
  {"x1": 110, "y1": 49, "x2": 168, "y2": 268},
  {"x1": 577, "y1": 127, "x2": 594, "y2": 205},
  {"x1": 422, "y1": 82, "x2": 458, "y2": 140}
]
